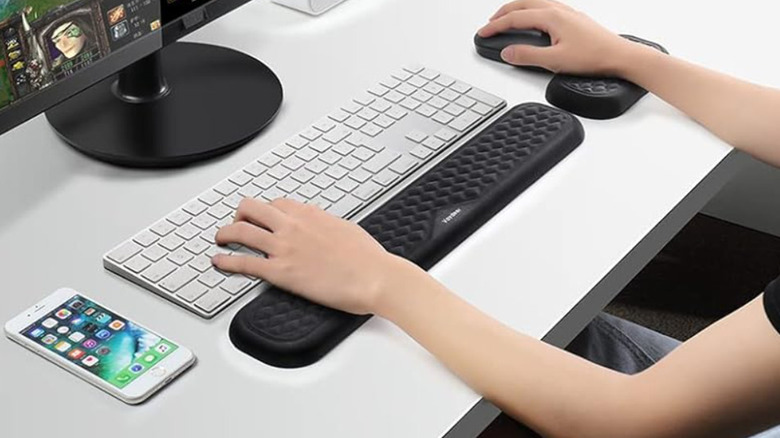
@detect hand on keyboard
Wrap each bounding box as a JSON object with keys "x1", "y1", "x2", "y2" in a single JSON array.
[{"x1": 213, "y1": 198, "x2": 416, "y2": 315}]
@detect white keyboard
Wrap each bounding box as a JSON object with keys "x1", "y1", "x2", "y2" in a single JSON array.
[{"x1": 104, "y1": 65, "x2": 507, "y2": 318}]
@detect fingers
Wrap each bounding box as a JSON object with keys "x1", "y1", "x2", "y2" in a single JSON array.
[
  {"x1": 216, "y1": 221, "x2": 278, "y2": 254},
  {"x1": 501, "y1": 44, "x2": 558, "y2": 70},
  {"x1": 212, "y1": 254, "x2": 272, "y2": 279},
  {"x1": 479, "y1": 9, "x2": 553, "y2": 38},
  {"x1": 489, "y1": 0, "x2": 565, "y2": 21},
  {"x1": 269, "y1": 198, "x2": 309, "y2": 215},
  {"x1": 234, "y1": 198, "x2": 287, "y2": 231}
]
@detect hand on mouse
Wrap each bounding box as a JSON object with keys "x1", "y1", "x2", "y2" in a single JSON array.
[
  {"x1": 478, "y1": 0, "x2": 640, "y2": 75},
  {"x1": 212, "y1": 198, "x2": 420, "y2": 315}
]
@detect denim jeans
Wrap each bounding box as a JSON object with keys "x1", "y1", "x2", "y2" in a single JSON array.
[{"x1": 566, "y1": 313, "x2": 780, "y2": 437}]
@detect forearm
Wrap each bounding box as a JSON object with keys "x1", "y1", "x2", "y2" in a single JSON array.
[
  {"x1": 614, "y1": 43, "x2": 780, "y2": 167},
  {"x1": 374, "y1": 258, "x2": 633, "y2": 438}
]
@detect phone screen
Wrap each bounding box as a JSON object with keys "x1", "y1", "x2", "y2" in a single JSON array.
[{"x1": 20, "y1": 294, "x2": 178, "y2": 389}]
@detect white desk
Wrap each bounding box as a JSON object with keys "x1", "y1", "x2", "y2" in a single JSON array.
[{"x1": 0, "y1": 0, "x2": 773, "y2": 436}]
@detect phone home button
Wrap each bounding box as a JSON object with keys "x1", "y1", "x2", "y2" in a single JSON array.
[{"x1": 150, "y1": 366, "x2": 167, "y2": 377}]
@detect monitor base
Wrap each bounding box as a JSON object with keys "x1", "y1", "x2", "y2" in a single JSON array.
[{"x1": 46, "y1": 42, "x2": 283, "y2": 168}]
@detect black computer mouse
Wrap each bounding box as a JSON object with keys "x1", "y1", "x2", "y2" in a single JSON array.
[{"x1": 474, "y1": 29, "x2": 552, "y2": 72}]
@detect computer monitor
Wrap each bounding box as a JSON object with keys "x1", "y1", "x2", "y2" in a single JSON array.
[{"x1": 0, "y1": 0, "x2": 283, "y2": 167}]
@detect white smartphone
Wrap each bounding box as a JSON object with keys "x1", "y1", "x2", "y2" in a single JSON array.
[{"x1": 4, "y1": 288, "x2": 196, "y2": 405}]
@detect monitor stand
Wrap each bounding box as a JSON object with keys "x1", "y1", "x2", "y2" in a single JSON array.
[{"x1": 46, "y1": 42, "x2": 283, "y2": 168}]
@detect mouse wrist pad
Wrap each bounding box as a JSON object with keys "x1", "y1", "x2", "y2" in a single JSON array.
[{"x1": 229, "y1": 103, "x2": 585, "y2": 368}]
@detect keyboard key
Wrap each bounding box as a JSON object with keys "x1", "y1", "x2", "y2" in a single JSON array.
[
  {"x1": 286, "y1": 135, "x2": 309, "y2": 149},
  {"x1": 273, "y1": 145, "x2": 296, "y2": 159},
  {"x1": 428, "y1": 96, "x2": 448, "y2": 109},
  {"x1": 386, "y1": 106, "x2": 407, "y2": 120},
  {"x1": 308, "y1": 197, "x2": 332, "y2": 210},
  {"x1": 322, "y1": 187, "x2": 345, "y2": 203},
  {"x1": 304, "y1": 159, "x2": 329, "y2": 174},
  {"x1": 400, "y1": 98, "x2": 421, "y2": 111},
  {"x1": 373, "y1": 169, "x2": 399, "y2": 186},
  {"x1": 296, "y1": 147, "x2": 319, "y2": 162},
  {"x1": 451, "y1": 81, "x2": 472, "y2": 94},
  {"x1": 297, "y1": 184, "x2": 321, "y2": 199},
  {"x1": 444, "y1": 103, "x2": 466, "y2": 117},
  {"x1": 229, "y1": 171, "x2": 253, "y2": 186},
  {"x1": 208, "y1": 204, "x2": 233, "y2": 220},
  {"x1": 370, "y1": 99, "x2": 392, "y2": 113},
  {"x1": 183, "y1": 200, "x2": 208, "y2": 216},
  {"x1": 335, "y1": 178, "x2": 359, "y2": 193},
  {"x1": 440, "y1": 89, "x2": 460, "y2": 101},
  {"x1": 124, "y1": 255, "x2": 152, "y2": 274},
  {"x1": 410, "y1": 145, "x2": 432, "y2": 159},
  {"x1": 160, "y1": 266, "x2": 199, "y2": 293},
  {"x1": 200, "y1": 227, "x2": 218, "y2": 244},
  {"x1": 455, "y1": 96, "x2": 477, "y2": 108},
  {"x1": 319, "y1": 150, "x2": 341, "y2": 165},
  {"x1": 354, "y1": 93, "x2": 375, "y2": 106},
  {"x1": 384, "y1": 90, "x2": 404, "y2": 103},
  {"x1": 345, "y1": 116, "x2": 366, "y2": 130},
  {"x1": 175, "y1": 223, "x2": 201, "y2": 240},
  {"x1": 176, "y1": 281, "x2": 209, "y2": 303},
  {"x1": 423, "y1": 82, "x2": 444, "y2": 95},
  {"x1": 189, "y1": 256, "x2": 213, "y2": 273},
  {"x1": 449, "y1": 111, "x2": 482, "y2": 131},
  {"x1": 349, "y1": 168, "x2": 373, "y2": 183},
  {"x1": 325, "y1": 166, "x2": 348, "y2": 180},
  {"x1": 407, "y1": 75, "x2": 428, "y2": 88},
  {"x1": 374, "y1": 114, "x2": 395, "y2": 129},
  {"x1": 406, "y1": 130, "x2": 427, "y2": 143},
  {"x1": 184, "y1": 239, "x2": 210, "y2": 255},
  {"x1": 380, "y1": 77, "x2": 401, "y2": 88},
  {"x1": 367, "y1": 84, "x2": 389, "y2": 97},
  {"x1": 191, "y1": 214, "x2": 217, "y2": 230},
  {"x1": 351, "y1": 148, "x2": 375, "y2": 162},
  {"x1": 339, "y1": 156, "x2": 362, "y2": 171},
  {"x1": 404, "y1": 64, "x2": 424, "y2": 73},
  {"x1": 168, "y1": 249, "x2": 195, "y2": 266},
  {"x1": 434, "y1": 127, "x2": 458, "y2": 142},
  {"x1": 159, "y1": 234, "x2": 185, "y2": 251},
  {"x1": 133, "y1": 231, "x2": 159, "y2": 247},
  {"x1": 238, "y1": 184, "x2": 261, "y2": 199},
  {"x1": 142, "y1": 245, "x2": 167, "y2": 262},
  {"x1": 471, "y1": 102, "x2": 493, "y2": 116},
  {"x1": 198, "y1": 268, "x2": 227, "y2": 288},
  {"x1": 291, "y1": 169, "x2": 315, "y2": 184},
  {"x1": 267, "y1": 167, "x2": 291, "y2": 180},
  {"x1": 353, "y1": 181, "x2": 383, "y2": 201},
  {"x1": 332, "y1": 142, "x2": 355, "y2": 156},
  {"x1": 434, "y1": 75, "x2": 456, "y2": 87},
  {"x1": 363, "y1": 150, "x2": 401, "y2": 173},
  {"x1": 313, "y1": 117, "x2": 336, "y2": 133},
  {"x1": 342, "y1": 101, "x2": 362, "y2": 114},
  {"x1": 300, "y1": 127, "x2": 322, "y2": 141},
  {"x1": 361, "y1": 124, "x2": 383, "y2": 137},
  {"x1": 423, "y1": 137, "x2": 447, "y2": 151},
  {"x1": 357, "y1": 107, "x2": 379, "y2": 121},
  {"x1": 261, "y1": 187, "x2": 286, "y2": 201},
  {"x1": 323, "y1": 127, "x2": 351, "y2": 144},
  {"x1": 142, "y1": 259, "x2": 177, "y2": 283},
  {"x1": 416, "y1": 105, "x2": 436, "y2": 118},
  {"x1": 167, "y1": 210, "x2": 192, "y2": 226},
  {"x1": 388, "y1": 155, "x2": 419, "y2": 175},
  {"x1": 221, "y1": 276, "x2": 253, "y2": 295},
  {"x1": 277, "y1": 177, "x2": 301, "y2": 193},
  {"x1": 195, "y1": 290, "x2": 231, "y2": 313},
  {"x1": 311, "y1": 174, "x2": 335, "y2": 189},
  {"x1": 223, "y1": 193, "x2": 244, "y2": 209},
  {"x1": 396, "y1": 83, "x2": 416, "y2": 96},
  {"x1": 150, "y1": 220, "x2": 176, "y2": 237},
  {"x1": 420, "y1": 68, "x2": 440, "y2": 80},
  {"x1": 411, "y1": 90, "x2": 433, "y2": 102},
  {"x1": 282, "y1": 156, "x2": 306, "y2": 171},
  {"x1": 327, "y1": 195, "x2": 363, "y2": 217},
  {"x1": 432, "y1": 112, "x2": 454, "y2": 125},
  {"x1": 391, "y1": 70, "x2": 412, "y2": 81},
  {"x1": 213, "y1": 181, "x2": 239, "y2": 197},
  {"x1": 198, "y1": 190, "x2": 223, "y2": 207},
  {"x1": 258, "y1": 153, "x2": 282, "y2": 168}
]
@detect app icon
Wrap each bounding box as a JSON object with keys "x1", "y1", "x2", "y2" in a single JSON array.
[
  {"x1": 68, "y1": 332, "x2": 85, "y2": 343},
  {"x1": 143, "y1": 354, "x2": 156, "y2": 364},
  {"x1": 55, "y1": 309, "x2": 71, "y2": 320},
  {"x1": 129, "y1": 364, "x2": 144, "y2": 374},
  {"x1": 54, "y1": 341, "x2": 71, "y2": 353},
  {"x1": 95, "y1": 313, "x2": 111, "y2": 324},
  {"x1": 107, "y1": 4, "x2": 126, "y2": 25},
  {"x1": 82, "y1": 356, "x2": 99, "y2": 367},
  {"x1": 155, "y1": 344, "x2": 171, "y2": 355},
  {"x1": 42, "y1": 318, "x2": 58, "y2": 329},
  {"x1": 96, "y1": 346, "x2": 111, "y2": 356},
  {"x1": 68, "y1": 348, "x2": 85, "y2": 360},
  {"x1": 84, "y1": 308, "x2": 95, "y2": 316},
  {"x1": 70, "y1": 317, "x2": 85, "y2": 327},
  {"x1": 83, "y1": 323, "x2": 98, "y2": 333},
  {"x1": 29, "y1": 327, "x2": 45, "y2": 338},
  {"x1": 56, "y1": 326, "x2": 70, "y2": 335},
  {"x1": 42, "y1": 334, "x2": 57, "y2": 345},
  {"x1": 95, "y1": 329, "x2": 111, "y2": 340},
  {"x1": 108, "y1": 320, "x2": 125, "y2": 331},
  {"x1": 116, "y1": 373, "x2": 131, "y2": 383},
  {"x1": 69, "y1": 300, "x2": 84, "y2": 310},
  {"x1": 82, "y1": 339, "x2": 98, "y2": 349}
]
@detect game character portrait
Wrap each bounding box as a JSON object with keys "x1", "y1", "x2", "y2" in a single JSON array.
[{"x1": 47, "y1": 17, "x2": 95, "y2": 67}]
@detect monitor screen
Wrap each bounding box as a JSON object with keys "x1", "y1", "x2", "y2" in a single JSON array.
[{"x1": 0, "y1": 0, "x2": 161, "y2": 115}]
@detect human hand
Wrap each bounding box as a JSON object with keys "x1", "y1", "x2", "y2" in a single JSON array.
[
  {"x1": 212, "y1": 198, "x2": 416, "y2": 315},
  {"x1": 478, "y1": 0, "x2": 641, "y2": 76}
]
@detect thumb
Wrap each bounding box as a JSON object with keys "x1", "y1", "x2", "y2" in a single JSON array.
[{"x1": 501, "y1": 44, "x2": 552, "y2": 69}]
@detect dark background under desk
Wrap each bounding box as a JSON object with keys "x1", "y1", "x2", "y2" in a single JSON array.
[{"x1": 479, "y1": 213, "x2": 780, "y2": 437}]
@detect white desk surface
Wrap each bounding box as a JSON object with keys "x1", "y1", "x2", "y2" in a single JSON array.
[{"x1": 1, "y1": 0, "x2": 775, "y2": 436}]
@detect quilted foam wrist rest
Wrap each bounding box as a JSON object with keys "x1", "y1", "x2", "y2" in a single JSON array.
[
  {"x1": 546, "y1": 35, "x2": 668, "y2": 120},
  {"x1": 229, "y1": 103, "x2": 585, "y2": 368}
]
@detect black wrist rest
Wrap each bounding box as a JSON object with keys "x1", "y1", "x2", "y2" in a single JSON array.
[
  {"x1": 545, "y1": 35, "x2": 668, "y2": 120},
  {"x1": 229, "y1": 103, "x2": 585, "y2": 368}
]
